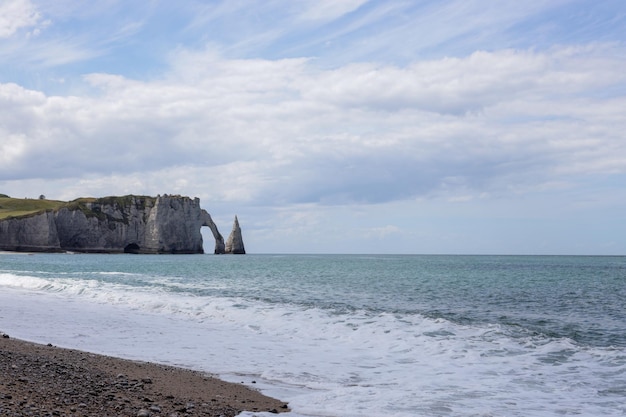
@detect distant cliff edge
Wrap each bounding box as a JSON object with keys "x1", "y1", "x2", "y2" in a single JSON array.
[{"x1": 0, "y1": 195, "x2": 245, "y2": 254}]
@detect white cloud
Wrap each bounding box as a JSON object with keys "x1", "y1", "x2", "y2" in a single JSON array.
[
  {"x1": 0, "y1": 0, "x2": 41, "y2": 38},
  {"x1": 301, "y1": 48, "x2": 626, "y2": 115},
  {"x1": 0, "y1": 133, "x2": 28, "y2": 168},
  {"x1": 363, "y1": 225, "x2": 402, "y2": 239},
  {"x1": 300, "y1": 0, "x2": 369, "y2": 21},
  {"x1": 1, "y1": 45, "x2": 625, "y2": 213}
]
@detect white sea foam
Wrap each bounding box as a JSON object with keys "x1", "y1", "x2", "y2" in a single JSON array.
[{"x1": 1, "y1": 272, "x2": 625, "y2": 417}]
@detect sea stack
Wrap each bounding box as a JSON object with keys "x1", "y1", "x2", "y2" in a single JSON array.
[{"x1": 225, "y1": 215, "x2": 246, "y2": 254}]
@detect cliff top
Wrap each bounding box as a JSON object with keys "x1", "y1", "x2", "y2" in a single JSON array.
[
  {"x1": 0, "y1": 195, "x2": 164, "y2": 220},
  {"x1": 0, "y1": 196, "x2": 66, "y2": 220}
]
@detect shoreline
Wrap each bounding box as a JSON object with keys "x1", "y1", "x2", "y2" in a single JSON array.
[{"x1": 0, "y1": 333, "x2": 289, "y2": 417}]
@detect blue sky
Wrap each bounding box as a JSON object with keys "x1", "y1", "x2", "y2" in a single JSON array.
[{"x1": 1, "y1": 0, "x2": 625, "y2": 254}]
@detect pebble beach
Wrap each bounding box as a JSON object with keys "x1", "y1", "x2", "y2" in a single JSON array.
[{"x1": 0, "y1": 333, "x2": 289, "y2": 417}]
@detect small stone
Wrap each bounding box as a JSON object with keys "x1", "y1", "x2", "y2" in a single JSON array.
[
  {"x1": 137, "y1": 409, "x2": 151, "y2": 417},
  {"x1": 149, "y1": 405, "x2": 161, "y2": 412},
  {"x1": 142, "y1": 377, "x2": 153, "y2": 384},
  {"x1": 2, "y1": 333, "x2": 9, "y2": 338}
]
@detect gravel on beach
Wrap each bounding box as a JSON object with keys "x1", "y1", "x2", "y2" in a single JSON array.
[{"x1": 0, "y1": 333, "x2": 289, "y2": 417}]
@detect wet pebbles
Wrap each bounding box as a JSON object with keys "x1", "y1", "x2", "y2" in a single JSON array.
[{"x1": 0, "y1": 334, "x2": 288, "y2": 417}]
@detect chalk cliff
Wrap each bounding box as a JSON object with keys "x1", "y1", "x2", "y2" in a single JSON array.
[
  {"x1": 0, "y1": 195, "x2": 238, "y2": 254},
  {"x1": 0, "y1": 210, "x2": 59, "y2": 253},
  {"x1": 225, "y1": 215, "x2": 246, "y2": 254}
]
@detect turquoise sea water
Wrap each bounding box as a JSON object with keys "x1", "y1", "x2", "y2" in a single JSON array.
[{"x1": 1, "y1": 253, "x2": 625, "y2": 416}]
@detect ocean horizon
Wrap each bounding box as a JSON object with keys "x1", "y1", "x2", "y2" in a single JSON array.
[{"x1": 1, "y1": 252, "x2": 625, "y2": 416}]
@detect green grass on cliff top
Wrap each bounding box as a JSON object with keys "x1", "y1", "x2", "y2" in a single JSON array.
[
  {"x1": 0, "y1": 196, "x2": 66, "y2": 220},
  {"x1": 0, "y1": 195, "x2": 156, "y2": 220}
]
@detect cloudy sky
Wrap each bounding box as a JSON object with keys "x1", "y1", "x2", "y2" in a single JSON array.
[{"x1": 1, "y1": 0, "x2": 625, "y2": 254}]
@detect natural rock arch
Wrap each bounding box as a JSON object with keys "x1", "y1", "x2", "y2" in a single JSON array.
[{"x1": 200, "y1": 210, "x2": 225, "y2": 254}]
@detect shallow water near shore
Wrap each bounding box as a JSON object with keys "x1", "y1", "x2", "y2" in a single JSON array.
[{"x1": 1, "y1": 253, "x2": 625, "y2": 416}]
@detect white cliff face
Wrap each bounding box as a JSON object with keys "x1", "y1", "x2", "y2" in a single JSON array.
[
  {"x1": 225, "y1": 215, "x2": 246, "y2": 254},
  {"x1": 0, "y1": 195, "x2": 231, "y2": 254},
  {"x1": 0, "y1": 211, "x2": 59, "y2": 252},
  {"x1": 142, "y1": 196, "x2": 204, "y2": 253},
  {"x1": 54, "y1": 196, "x2": 153, "y2": 252}
]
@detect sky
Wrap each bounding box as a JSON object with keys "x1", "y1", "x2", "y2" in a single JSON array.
[{"x1": 1, "y1": 0, "x2": 625, "y2": 255}]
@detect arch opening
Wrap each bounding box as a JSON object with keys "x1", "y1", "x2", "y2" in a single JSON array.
[{"x1": 124, "y1": 243, "x2": 141, "y2": 254}]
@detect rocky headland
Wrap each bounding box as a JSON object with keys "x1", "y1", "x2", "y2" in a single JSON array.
[{"x1": 0, "y1": 195, "x2": 245, "y2": 254}]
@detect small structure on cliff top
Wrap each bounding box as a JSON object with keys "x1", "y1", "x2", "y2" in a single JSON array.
[{"x1": 0, "y1": 194, "x2": 244, "y2": 254}]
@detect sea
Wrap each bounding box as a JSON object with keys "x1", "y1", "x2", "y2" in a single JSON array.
[{"x1": 0, "y1": 253, "x2": 624, "y2": 417}]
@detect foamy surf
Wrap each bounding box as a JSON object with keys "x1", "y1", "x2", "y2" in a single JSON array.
[{"x1": 1, "y1": 254, "x2": 624, "y2": 416}]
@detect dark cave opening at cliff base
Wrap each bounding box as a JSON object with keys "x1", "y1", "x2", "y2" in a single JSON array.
[{"x1": 124, "y1": 243, "x2": 141, "y2": 254}]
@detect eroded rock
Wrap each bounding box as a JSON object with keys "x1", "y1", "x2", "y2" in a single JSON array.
[{"x1": 0, "y1": 195, "x2": 237, "y2": 254}]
